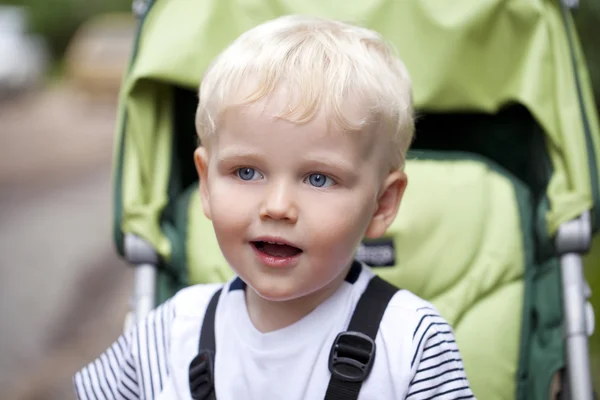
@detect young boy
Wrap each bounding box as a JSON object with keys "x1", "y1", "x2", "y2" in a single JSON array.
[{"x1": 74, "y1": 15, "x2": 474, "y2": 400}]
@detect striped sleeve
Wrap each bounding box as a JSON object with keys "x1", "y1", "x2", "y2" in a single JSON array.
[
  {"x1": 406, "y1": 307, "x2": 475, "y2": 400},
  {"x1": 73, "y1": 300, "x2": 174, "y2": 400}
]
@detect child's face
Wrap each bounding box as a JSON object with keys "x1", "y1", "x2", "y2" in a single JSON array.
[{"x1": 195, "y1": 99, "x2": 406, "y2": 303}]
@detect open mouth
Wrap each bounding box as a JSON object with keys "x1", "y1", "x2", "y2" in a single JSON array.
[{"x1": 251, "y1": 241, "x2": 303, "y2": 258}]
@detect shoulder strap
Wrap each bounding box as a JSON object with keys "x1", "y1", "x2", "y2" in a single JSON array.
[
  {"x1": 187, "y1": 276, "x2": 397, "y2": 400},
  {"x1": 189, "y1": 287, "x2": 222, "y2": 400},
  {"x1": 324, "y1": 275, "x2": 399, "y2": 400},
  {"x1": 199, "y1": 288, "x2": 222, "y2": 353}
]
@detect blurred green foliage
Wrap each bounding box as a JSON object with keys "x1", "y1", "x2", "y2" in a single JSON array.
[
  {"x1": 0, "y1": 0, "x2": 130, "y2": 58},
  {"x1": 574, "y1": 1, "x2": 600, "y2": 111},
  {"x1": 584, "y1": 236, "x2": 600, "y2": 393}
]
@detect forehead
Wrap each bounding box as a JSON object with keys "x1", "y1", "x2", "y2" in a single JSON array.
[
  {"x1": 222, "y1": 112, "x2": 373, "y2": 167},
  {"x1": 214, "y1": 92, "x2": 380, "y2": 158}
]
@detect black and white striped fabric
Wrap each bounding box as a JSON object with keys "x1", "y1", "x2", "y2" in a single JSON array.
[
  {"x1": 73, "y1": 265, "x2": 474, "y2": 400},
  {"x1": 73, "y1": 300, "x2": 175, "y2": 400},
  {"x1": 407, "y1": 309, "x2": 474, "y2": 399}
]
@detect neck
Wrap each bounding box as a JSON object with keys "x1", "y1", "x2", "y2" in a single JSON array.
[{"x1": 244, "y1": 270, "x2": 349, "y2": 333}]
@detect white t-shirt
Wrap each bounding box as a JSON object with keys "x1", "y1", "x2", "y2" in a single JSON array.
[{"x1": 73, "y1": 262, "x2": 475, "y2": 399}]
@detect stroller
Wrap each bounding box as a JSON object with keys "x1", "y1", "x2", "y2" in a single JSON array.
[{"x1": 113, "y1": 0, "x2": 600, "y2": 398}]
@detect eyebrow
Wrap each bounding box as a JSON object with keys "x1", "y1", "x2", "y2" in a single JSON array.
[
  {"x1": 216, "y1": 148, "x2": 265, "y2": 163},
  {"x1": 300, "y1": 154, "x2": 357, "y2": 173}
]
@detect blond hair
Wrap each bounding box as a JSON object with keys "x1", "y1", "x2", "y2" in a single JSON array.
[{"x1": 196, "y1": 15, "x2": 414, "y2": 169}]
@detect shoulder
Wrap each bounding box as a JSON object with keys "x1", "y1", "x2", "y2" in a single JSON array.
[
  {"x1": 387, "y1": 292, "x2": 474, "y2": 398},
  {"x1": 386, "y1": 289, "x2": 438, "y2": 315},
  {"x1": 169, "y1": 282, "x2": 224, "y2": 319},
  {"x1": 378, "y1": 290, "x2": 474, "y2": 398},
  {"x1": 383, "y1": 290, "x2": 456, "y2": 365},
  {"x1": 388, "y1": 290, "x2": 451, "y2": 340},
  {"x1": 353, "y1": 266, "x2": 449, "y2": 342},
  {"x1": 381, "y1": 288, "x2": 447, "y2": 333}
]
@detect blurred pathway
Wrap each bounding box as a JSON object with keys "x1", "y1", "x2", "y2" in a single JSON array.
[{"x1": 0, "y1": 88, "x2": 133, "y2": 399}]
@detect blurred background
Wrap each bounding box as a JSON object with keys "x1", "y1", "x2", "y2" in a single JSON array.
[{"x1": 0, "y1": 1, "x2": 598, "y2": 399}]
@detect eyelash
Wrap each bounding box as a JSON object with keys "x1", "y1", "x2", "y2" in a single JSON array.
[
  {"x1": 233, "y1": 167, "x2": 337, "y2": 188},
  {"x1": 303, "y1": 173, "x2": 336, "y2": 188},
  {"x1": 235, "y1": 167, "x2": 263, "y2": 181}
]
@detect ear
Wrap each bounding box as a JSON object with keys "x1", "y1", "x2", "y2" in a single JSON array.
[
  {"x1": 194, "y1": 147, "x2": 212, "y2": 220},
  {"x1": 364, "y1": 170, "x2": 407, "y2": 239}
]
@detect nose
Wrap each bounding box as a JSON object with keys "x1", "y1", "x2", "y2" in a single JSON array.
[{"x1": 259, "y1": 181, "x2": 298, "y2": 223}]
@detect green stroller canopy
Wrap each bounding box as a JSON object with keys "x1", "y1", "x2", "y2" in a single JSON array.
[{"x1": 115, "y1": 0, "x2": 600, "y2": 262}]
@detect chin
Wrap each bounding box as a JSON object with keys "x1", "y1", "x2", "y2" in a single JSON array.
[
  {"x1": 253, "y1": 287, "x2": 300, "y2": 302},
  {"x1": 249, "y1": 280, "x2": 305, "y2": 302}
]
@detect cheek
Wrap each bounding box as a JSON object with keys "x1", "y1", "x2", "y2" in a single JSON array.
[
  {"x1": 208, "y1": 182, "x2": 254, "y2": 238},
  {"x1": 303, "y1": 192, "x2": 375, "y2": 253}
]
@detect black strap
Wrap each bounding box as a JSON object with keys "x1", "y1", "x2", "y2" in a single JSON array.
[
  {"x1": 189, "y1": 288, "x2": 222, "y2": 400},
  {"x1": 188, "y1": 275, "x2": 397, "y2": 400},
  {"x1": 199, "y1": 288, "x2": 222, "y2": 352},
  {"x1": 324, "y1": 275, "x2": 399, "y2": 400}
]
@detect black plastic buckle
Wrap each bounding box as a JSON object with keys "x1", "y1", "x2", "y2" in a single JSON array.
[
  {"x1": 189, "y1": 350, "x2": 216, "y2": 400},
  {"x1": 328, "y1": 331, "x2": 376, "y2": 383}
]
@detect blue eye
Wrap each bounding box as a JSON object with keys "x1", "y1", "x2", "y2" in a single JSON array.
[
  {"x1": 237, "y1": 168, "x2": 260, "y2": 181},
  {"x1": 307, "y1": 173, "x2": 334, "y2": 188}
]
